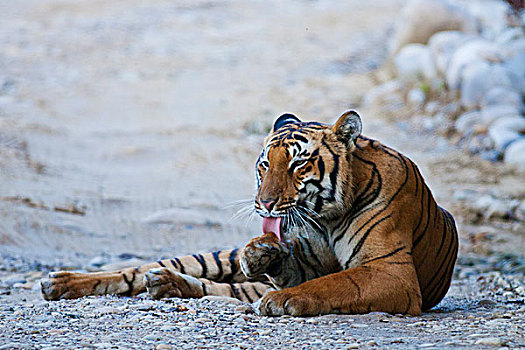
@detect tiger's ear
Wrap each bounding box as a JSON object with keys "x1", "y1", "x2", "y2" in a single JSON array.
[
  {"x1": 332, "y1": 110, "x2": 362, "y2": 145},
  {"x1": 273, "y1": 113, "x2": 301, "y2": 132}
]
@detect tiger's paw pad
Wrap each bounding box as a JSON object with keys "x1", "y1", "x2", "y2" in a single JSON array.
[
  {"x1": 41, "y1": 271, "x2": 85, "y2": 301},
  {"x1": 240, "y1": 233, "x2": 289, "y2": 278},
  {"x1": 145, "y1": 268, "x2": 203, "y2": 300},
  {"x1": 258, "y1": 290, "x2": 322, "y2": 316}
]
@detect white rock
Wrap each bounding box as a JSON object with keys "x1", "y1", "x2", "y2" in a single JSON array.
[
  {"x1": 481, "y1": 105, "x2": 520, "y2": 125},
  {"x1": 446, "y1": 40, "x2": 503, "y2": 90},
  {"x1": 389, "y1": 0, "x2": 477, "y2": 54},
  {"x1": 473, "y1": 195, "x2": 517, "y2": 219},
  {"x1": 503, "y1": 53, "x2": 525, "y2": 94},
  {"x1": 516, "y1": 201, "x2": 525, "y2": 221},
  {"x1": 496, "y1": 27, "x2": 525, "y2": 45},
  {"x1": 362, "y1": 80, "x2": 404, "y2": 107},
  {"x1": 428, "y1": 31, "x2": 474, "y2": 76},
  {"x1": 482, "y1": 87, "x2": 523, "y2": 111},
  {"x1": 407, "y1": 88, "x2": 426, "y2": 107},
  {"x1": 502, "y1": 38, "x2": 525, "y2": 60},
  {"x1": 394, "y1": 44, "x2": 437, "y2": 81},
  {"x1": 465, "y1": 0, "x2": 512, "y2": 38},
  {"x1": 460, "y1": 63, "x2": 514, "y2": 108},
  {"x1": 504, "y1": 138, "x2": 525, "y2": 170},
  {"x1": 424, "y1": 101, "x2": 441, "y2": 115},
  {"x1": 455, "y1": 110, "x2": 482, "y2": 134},
  {"x1": 474, "y1": 337, "x2": 504, "y2": 346},
  {"x1": 488, "y1": 128, "x2": 522, "y2": 152}
]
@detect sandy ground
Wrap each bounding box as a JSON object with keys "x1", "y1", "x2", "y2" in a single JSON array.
[{"x1": 0, "y1": 0, "x2": 523, "y2": 349}]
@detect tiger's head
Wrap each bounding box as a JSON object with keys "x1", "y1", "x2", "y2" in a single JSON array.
[{"x1": 254, "y1": 111, "x2": 362, "y2": 240}]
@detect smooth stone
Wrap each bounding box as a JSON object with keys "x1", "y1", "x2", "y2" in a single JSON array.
[
  {"x1": 482, "y1": 87, "x2": 523, "y2": 111},
  {"x1": 504, "y1": 139, "x2": 525, "y2": 171},
  {"x1": 201, "y1": 295, "x2": 246, "y2": 305},
  {"x1": 407, "y1": 88, "x2": 426, "y2": 107},
  {"x1": 460, "y1": 63, "x2": 513, "y2": 108},
  {"x1": 503, "y1": 53, "x2": 525, "y2": 94},
  {"x1": 394, "y1": 44, "x2": 437, "y2": 81},
  {"x1": 362, "y1": 80, "x2": 404, "y2": 107},
  {"x1": 388, "y1": 0, "x2": 477, "y2": 54},
  {"x1": 465, "y1": 0, "x2": 512, "y2": 38},
  {"x1": 455, "y1": 110, "x2": 482, "y2": 135},
  {"x1": 488, "y1": 117, "x2": 525, "y2": 150},
  {"x1": 446, "y1": 39, "x2": 502, "y2": 90},
  {"x1": 496, "y1": 27, "x2": 525, "y2": 45},
  {"x1": 481, "y1": 105, "x2": 520, "y2": 126},
  {"x1": 424, "y1": 101, "x2": 441, "y2": 115},
  {"x1": 474, "y1": 337, "x2": 504, "y2": 346},
  {"x1": 428, "y1": 30, "x2": 474, "y2": 76}
]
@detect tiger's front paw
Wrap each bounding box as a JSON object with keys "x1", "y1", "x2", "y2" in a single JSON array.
[
  {"x1": 41, "y1": 271, "x2": 92, "y2": 301},
  {"x1": 145, "y1": 268, "x2": 204, "y2": 300},
  {"x1": 240, "y1": 233, "x2": 289, "y2": 278},
  {"x1": 258, "y1": 289, "x2": 325, "y2": 316}
]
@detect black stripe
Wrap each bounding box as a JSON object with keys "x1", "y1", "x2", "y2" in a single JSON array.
[
  {"x1": 361, "y1": 246, "x2": 406, "y2": 265},
  {"x1": 413, "y1": 186, "x2": 433, "y2": 248},
  {"x1": 212, "y1": 251, "x2": 224, "y2": 280},
  {"x1": 174, "y1": 257, "x2": 185, "y2": 274},
  {"x1": 192, "y1": 254, "x2": 207, "y2": 278},
  {"x1": 240, "y1": 285, "x2": 253, "y2": 303},
  {"x1": 230, "y1": 283, "x2": 242, "y2": 300},
  {"x1": 122, "y1": 273, "x2": 135, "y2": 296},
  {"x1": 157, "y1": 261, "x2": 166, "y2": 268},
  {"x1": 344, "y1": 214, "x2": 392, "y2": 269},
  {"x1": 253, "y1": 285, "x2": 263, "y2": 299},
  {"x1": 170, "y1": 259, "x2": 179, "y2": 270},
  {"x1": 321, "y1": 139, "x2": 339, "y2": 201},
  {"x1": 345, "y1": 274, "x2": 361, "y2": 298},
  {"x1": 290, "y1": 245, "x2": 307, "y2": 283}
]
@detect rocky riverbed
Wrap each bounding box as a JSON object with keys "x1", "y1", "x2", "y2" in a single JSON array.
[{"x1": 0, "y1": 0, "x2": 524, "y2": 349}]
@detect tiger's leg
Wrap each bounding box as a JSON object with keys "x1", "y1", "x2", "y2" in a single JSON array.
[
  {"x1": 240, "y1": 232, "x2": 340, "y2": 290},
  {"x1": 145, "y1": 267, "x2": 273, "y2": 303},
  {"x1": 41, "y1": 249, "x2": 246, "y2": 301},
  {"x1": 257, "y1": 262, "x2": 423, "y2": 316}
]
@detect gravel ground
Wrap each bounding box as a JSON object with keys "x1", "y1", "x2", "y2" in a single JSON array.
[
  {"x1": 0, "y1": 0, "x2": 524, "y2": 349},
  {"x1": 0, "y1": 270, "x2": 523, "y2": 349}
]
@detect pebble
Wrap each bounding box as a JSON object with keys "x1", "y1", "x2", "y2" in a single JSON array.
[
  {"x1": 155, "y1": 344, "x2": 171, "y2": 350},
  {"x1": 474, "y1": 337, "x2": 504, "y2": 346},
  {"x1": 504, "y1": 139, "x2": 525, "y2": 170}
]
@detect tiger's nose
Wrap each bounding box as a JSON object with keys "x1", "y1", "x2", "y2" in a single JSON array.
[{"x1": 261, "y1": 199, "x2": 277, "y2": 211}]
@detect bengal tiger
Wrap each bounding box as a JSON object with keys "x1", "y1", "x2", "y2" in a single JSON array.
[{"x1": 41, "y1": 111, "x2": 458, "y2": 316}]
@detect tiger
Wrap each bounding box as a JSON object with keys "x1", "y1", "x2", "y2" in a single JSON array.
[{"x1": 41, "y1": 110, "x2": 458, "y2": 316}]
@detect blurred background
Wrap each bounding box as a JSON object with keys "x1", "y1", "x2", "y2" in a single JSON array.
[{"x1": 0, "y1": 0, "x2": 523, "y2": 299}]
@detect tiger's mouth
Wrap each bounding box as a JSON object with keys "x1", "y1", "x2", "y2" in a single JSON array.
[{"x1": 262, "y1": 216, "x2": 286, "y2": 241}]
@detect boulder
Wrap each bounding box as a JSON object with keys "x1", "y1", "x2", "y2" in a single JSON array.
[
  {"x1": 428, "y1": 31, "x2": 475, "y2": 76},
  {"x1": 503, "y1": 52, "x2": 525, "y2": 94},
  {"x1": 482, "y1": 87, "x2": 523, "y2": 111},
  {"x1": 389, "y1": 0, "x2": 477, "y2": 54},
  {"x1": 394, "y1": 44, "x2": 437, "y2": 81},
  {"x1": 481, "y1": 104, "x2": 520, "y2": 122},
  {"x1": 407, "y1": 88, "x2": 426, "y2": 107},
  {"x1": 504, "y1": 138, "x2": 525, "y2": 170},
  {"x1": 465, "y1": 0, "x2": 513, "y2": 39},
  {"x1": 500, "y1": 38, "x2": 525, "y2": 62},
  {"x1": 446, "y1": 39, "x2": 502, "y2": 90},
  {"x1": 496, "y1": 27, "x2": 525, "y2": 45},
  {"x1": 362, "y1": 80, "x2": 404, "y2": 107},
  {"x1": 460, "y1": 63, "x2": 514, "y2": 108},
  {"x1": 488, "y1": 116, "x2": 525, "y2": 151},
  {"x1": 455, "y1": 110, "x2": 482, "y2": 135}
]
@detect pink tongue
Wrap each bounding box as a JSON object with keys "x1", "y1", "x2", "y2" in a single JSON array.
[{"x1": 262, "y1": 217, "x2": 282, "y2": 241}]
